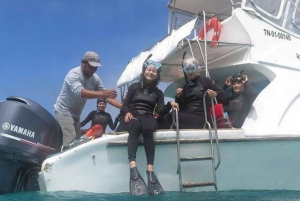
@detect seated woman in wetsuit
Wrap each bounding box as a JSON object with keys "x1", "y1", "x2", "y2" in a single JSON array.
[
  {"x1": 80, "y1": 98, "x2": 119, "y2": 138},
  {"x1": 167, "y1": 57, "x2": 225, "y2": 129},
  {"x1": 120, "y1": 59, "x2": 178, "y2": 195},
  {"x1": 221, "y1": 73, "x2": 258, "y2": 128}
]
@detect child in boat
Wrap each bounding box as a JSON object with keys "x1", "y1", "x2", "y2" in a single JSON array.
[
  {"x1": 81, "y1": 98, "x2": 120, "y2": 135},
  {"x1": 120, "y1": 59, "x2": 178, "y2": 195},
  {"x1": 167, "y1": 56, "x2": 225, "y2": 129},
  {"x1": 221, "y1": 73, "x2": 258, "y2": 128}
]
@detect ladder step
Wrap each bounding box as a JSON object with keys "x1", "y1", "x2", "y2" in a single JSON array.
[
  {"x1": 182, "y1": 182, "x2": 216, "y2": 188},
  {"x1": 180, "y1": 156, "x2": 212, "y2": 162}
]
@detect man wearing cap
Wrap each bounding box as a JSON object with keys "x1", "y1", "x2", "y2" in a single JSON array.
[{"x1": 54, "y1": 51, "x2": 122, "y2": 150}]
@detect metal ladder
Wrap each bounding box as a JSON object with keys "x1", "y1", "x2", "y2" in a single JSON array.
[
  {"x1": 170, "y1": 10, "x2": 224, "y2": 192},
  {"x1": 172, "y1": 92, "x2": 221, "y2": 193}
]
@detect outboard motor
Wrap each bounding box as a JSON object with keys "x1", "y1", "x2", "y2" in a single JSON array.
[{"x1": 0, "y1": 96, "x2": 62, "y2": 194}]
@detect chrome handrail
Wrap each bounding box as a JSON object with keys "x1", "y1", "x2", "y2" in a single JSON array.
[
  {"x1": 171, "y1": 108, "x2": 183, "y2": 191},
  {"x1": 203, "y1": 92, "x2": 221, "y2": 170}
]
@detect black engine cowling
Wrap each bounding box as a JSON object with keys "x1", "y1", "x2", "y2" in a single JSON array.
[{"x1": 0, "y1": 96, "x2": 62, "y2": 194}]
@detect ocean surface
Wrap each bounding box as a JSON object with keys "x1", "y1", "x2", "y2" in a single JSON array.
[{"x1": 1, "y1": 190, "x2": 300, "y2": 201}]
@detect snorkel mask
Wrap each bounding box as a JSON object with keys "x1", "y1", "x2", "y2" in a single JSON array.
[
  {"x1": 231, "y1": 75, "x2": 243, "y2": 83},
  {"x1": 141, "y1": 59, "x2": 162, "y2": 88},
  {"x1": 231, "y1": 70, "x2": 245, "y2": 83},
  {"x1": 145, "y1": 60, "x2": 162, "y2": 71},
  {"x1": 183, "y1": 63, "x2": 198, "y2": 74},
  {"x1": 97, "y1": 98, "x2": 106, "y2": 105},
  {"x1": 96, "y1": 98, "x2": 107, "y2": 111}
]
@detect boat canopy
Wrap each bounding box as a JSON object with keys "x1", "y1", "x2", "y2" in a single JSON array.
[
  {"x1": 167, "y1": 0, "x2": 300, "y2": 36},
  {"x1": 167, "y1": 0, "x2": 241, "y2": 21},
  {"x1": 117, "y1": 17, "x2": 198, "y2": 88},
  {"x1": 243, "y1": 0, "x2": 300, "y2": 36}
]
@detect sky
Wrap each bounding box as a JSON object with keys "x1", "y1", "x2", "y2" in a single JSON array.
[{"x1": 0, "y1": 0, "x2": 170, "y2": 131}]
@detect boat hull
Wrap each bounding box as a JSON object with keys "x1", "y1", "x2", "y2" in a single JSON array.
[{"x1": 38, "y1": 130, "x2": 300, "y2": 193}]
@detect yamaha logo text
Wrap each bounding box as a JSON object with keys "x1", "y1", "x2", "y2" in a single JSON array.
[{"x1": 2, "y1": 122, "x2": 35, "y2": 138}]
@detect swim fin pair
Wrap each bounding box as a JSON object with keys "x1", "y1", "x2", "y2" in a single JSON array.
[{"x1": 129, "y1": 167, "x2": 164, "y2": 195}]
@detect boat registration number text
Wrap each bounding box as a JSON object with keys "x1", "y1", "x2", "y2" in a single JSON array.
[{"x1": 263, "y1": 29, "x2": 291, "y2": 41}]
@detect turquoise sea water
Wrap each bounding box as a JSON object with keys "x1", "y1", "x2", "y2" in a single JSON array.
[{"x1": 1, "y1": 190, "x2": 300, "y2": 201}]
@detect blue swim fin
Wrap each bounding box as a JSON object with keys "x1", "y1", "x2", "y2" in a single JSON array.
[
  {"x1": 146, "y1": 170, "x2": 164, "y2": 195},
  {"x1": 130, "y1": 167, "x2": 148, "y2": 195}
]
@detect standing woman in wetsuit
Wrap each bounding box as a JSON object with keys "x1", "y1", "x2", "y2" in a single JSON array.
[
  {"x1": 222, "y1": 74, "x2": 258, "y2": 128},
  {"x1": 121, "y1": 59, "x2": 178, "y2": 195},
  {"x1": 81, "y1": 98, "x2": 119, "y2": 137},
  {"x1": 169, "y1": 57, "x2": 225, "y2": 129}
]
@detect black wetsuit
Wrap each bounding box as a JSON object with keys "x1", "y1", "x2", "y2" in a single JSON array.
[
  {"x1": 222, "y1": 82, "x2": 258, "y2": 128},
  {"x1": 168, "y1": 75, "x2": 224, "y2": 129},
  {"x1": 121, "y1": 82, "x2": 171, "y2": 165},
  {"x1": 80, "y1": 110, "x2": 118, "y2": 132}
]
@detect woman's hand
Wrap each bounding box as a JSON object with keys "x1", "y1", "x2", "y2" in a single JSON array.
[
  {"x1": 175, "y1": 88, "x2": 183, "y2": 97},
  {"x1": 225, "y1": 76, "x2": 232, "y2": 86},
  {"x1": 207, "y1": 89, "x2": 217, "y2": 98},
  {"x1": 170, "y1": 101, "x2": 179, "y2": 111},
  {"x1": 125, "y1": 112, "x2": 133, "y2": 122}
]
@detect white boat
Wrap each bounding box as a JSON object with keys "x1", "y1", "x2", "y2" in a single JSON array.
[{"x1": 1, "y1": 0, "x2": 300, "y2": 194}]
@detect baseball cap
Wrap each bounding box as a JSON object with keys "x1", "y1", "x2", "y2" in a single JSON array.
[{"x1": 82, "y1": 51, "x2": 102, "y2": 67}]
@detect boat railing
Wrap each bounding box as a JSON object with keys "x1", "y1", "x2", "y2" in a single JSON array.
[
  {"x1": 171, "y1": 108, "x2": 182, "y2": 190},
  {"x1": 207, "y1": 1, "x2": 242, "y2": 21},
  {"x1": 119, "y1": 84, "x2": 128, "y2": 104},
  {"x1": 203, "y1": 92, "x2": 221, "y2": 170},
  {"x1": 176, "y1": 11, "x2": 253, "y2": 81},
  {"x1": 171, "y1": 92, "x2": 221, "y2": 191},
  {"x1": 179, "y1": 38, "x2": 196, "y2": 58},
  {"x1": 171, "y1": 96, "x2": 221, "y2": 171},
  {"x1": 174, "y1": 11, "x2": 221, "y2": 171}
]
